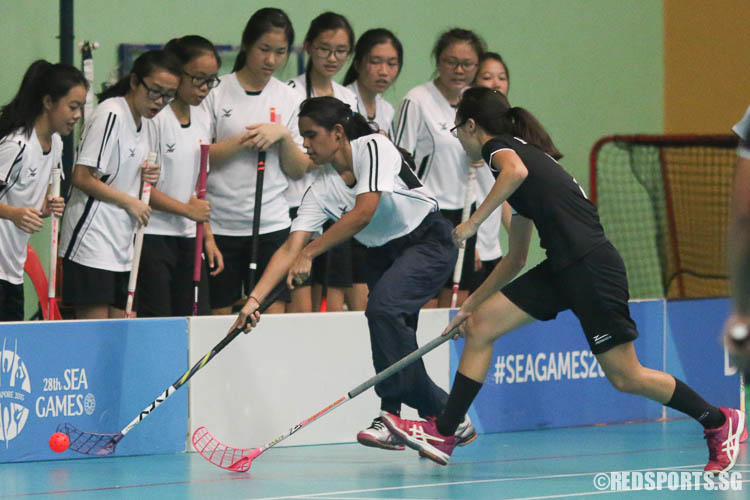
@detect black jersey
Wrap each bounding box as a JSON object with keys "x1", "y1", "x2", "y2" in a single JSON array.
[{"x1": 481, "y1": 135, "x2": 607, "y2": 270}]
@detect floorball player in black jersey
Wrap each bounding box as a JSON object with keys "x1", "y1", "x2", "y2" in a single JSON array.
[{"x1": 382, "y1": 86, "x2": 745, "y2": 474}]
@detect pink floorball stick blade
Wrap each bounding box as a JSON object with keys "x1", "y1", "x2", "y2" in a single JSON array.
[{"x1": 192, "y1": 426, "x2": 261, "y2": 472}]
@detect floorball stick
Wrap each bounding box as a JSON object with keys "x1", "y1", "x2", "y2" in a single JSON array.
[
  {"x1": 192, "y1": 327, "x2": 457, "y2": 472},
  {"x1": 47, "y1": 167, "x2": 63, "y2": 320},
  {"x1": 193, "y1": 144, "x2": 209, "y2": 315},
  {"x1": 124, "y1": 151, "x2": 156, "y2": 317},
  {"x1": 450, "y1": 168, "x2": 476, "y2": 308},
  {"x1": 58, "y1": 281, "x2": 288, "y2": 456}
]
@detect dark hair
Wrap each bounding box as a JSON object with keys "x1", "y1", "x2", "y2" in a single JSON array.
[
  {"x1": 233, "y1": 8, "x2": 294, "y2": 72},
  {"x1": 164, "y1": 35, "x2": 222, "y2": 68},
  {"x1": 98, "y1": 49, "x2": 182, "y2": 103},
  {"x1": 0, "y1": 60, "x2": 88, "y2": 140},
  {"x1": 474, "y1": 51, "x2": 510, "y2": 92},
  {"x1": 303, "y1": 12, "x2": 355, "y2": 98},
  {"x1": 457, "y1": 87, "x2": 562, "y2": 160},
  {"x1": 343, "y1": 28, "x2": 403, "y2": 87},
  {"x1": 299, "y1": 96, "x2": 374, "y2": 141},
  {"x1": 432, "y1": 28, "x2": 485, "y2": 67}
]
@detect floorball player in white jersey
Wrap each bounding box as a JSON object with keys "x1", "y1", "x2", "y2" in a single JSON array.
[
  {"x1": 230, "y1": 96, "x2": 477, "y2": 452},
  {"x1": 393, "y1": 28, "x2": 486, "y2": 307},
  {"x1": 0, "y1": 61, "x2": 87, "y2": 321},
  {"x1": 343, "y1": 28, "x2": 402, "y2": 139},
  {"x1": 286, "y1": 11, "x2": 360, "y2": 313},
  {"x1": 59, "y1": 50, "x2": 180, "y2": 319},
  {"x1": 138, "y1": 36, "x2": 223, "y2": 317},
  {"x1": 203, "y1": 8, "x2": 311, "y2": 315}
]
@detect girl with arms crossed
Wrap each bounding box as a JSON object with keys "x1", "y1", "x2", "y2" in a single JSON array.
[
  {"x1": 234, "y1": 97, "x2": 476, "y2": 451},
  {"x1": 0, "y1": 61, "x2": 86, "y2": 320},
  {"x1": 59, "y1": 50, "x2": 180, "y2": 319},
  {"x1": 137, "y1": 36, "x2": 223, "y2": 316},
  {"x1": 394, "y1": 28, "x2": 485, "y2": 307},
  {"x1": 383, "y1": 88, "x2": 745, "y2": 474},
  {"x1": 287, "y1": 11, "x2": 359, "y2": 312},
  {"x1": 204, "y1": 7, "x2": 310, "y2": 315}
]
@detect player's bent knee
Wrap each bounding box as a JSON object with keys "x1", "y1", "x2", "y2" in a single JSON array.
[{"x1": 606, "y1": 372, "x2": 644, "y2": 394}]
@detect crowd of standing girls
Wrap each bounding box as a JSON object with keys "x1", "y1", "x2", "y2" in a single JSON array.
[{"x1": 1, "y1": 7, "x2": 510, "y2": 321}]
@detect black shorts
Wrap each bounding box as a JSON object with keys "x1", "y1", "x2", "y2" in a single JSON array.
[
  {"x1": 136, "y1": 234, "x2": 210, "y2": 317},
  {"x1": 61, "y1": 258, "x2": 130, "y2": 309},
  {"x1": 209, "y1": 229, "x2": 292, "y2": 308},
  {"x1": 440, "y1": 207, "x2": 481, "y2": 291},
  {"x1": 311, "y1": 221, "x2": 369, "y2": 288},
  {"x1": 502, "y1": 242, "x2": 638, "y2": 354},
  {"x1": 0, "y1": 279, "x2": 24, "y2": 321}
]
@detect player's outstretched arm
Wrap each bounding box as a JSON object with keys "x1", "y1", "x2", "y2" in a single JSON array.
[
  {"x1": 453, "y1": 149, "x2": 527, "y2": 246},
  {"x1": 461, "y1": 214, "x2": 532, "y2": 314},
  {"x1": 232, "y1": 230, "x2": 312, "y2": 333}
]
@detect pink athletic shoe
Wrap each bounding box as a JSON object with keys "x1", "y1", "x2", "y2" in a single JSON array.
[
  {"x1": 704, "y1": 407, "x2": 745, "y2": 474},
  {"x1": 381, "y1": 413, "x2": 456, "y2": 465}
]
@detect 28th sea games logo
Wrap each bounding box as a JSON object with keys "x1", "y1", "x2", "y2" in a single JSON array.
[{"x1": 0, "y1": 338, "x2": 31, "y2": 446}]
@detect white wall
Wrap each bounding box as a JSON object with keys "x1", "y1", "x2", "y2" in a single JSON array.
[{"x1": 188, "y1": 309, "x2": 451, "y2": 449}]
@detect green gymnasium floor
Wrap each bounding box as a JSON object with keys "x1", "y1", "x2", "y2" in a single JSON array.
[{"x1": 1, "y1": 419, "x2": 747, "y2": 499}]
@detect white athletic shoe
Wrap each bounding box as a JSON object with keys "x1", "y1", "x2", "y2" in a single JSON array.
[
  {"x1": 356, "y1": 412, "x2": 405, "y2": 451},
  {"x1": 455, "y1": 414, "x2": 478, "y2": 446}
]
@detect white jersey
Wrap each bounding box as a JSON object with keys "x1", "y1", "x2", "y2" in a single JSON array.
[
  {"x1": 733, "y1": 105, "x2": 750, "y2": 159},
  {"x1": 202, "y1": 73, "x2": 303, "y2": 236},
  {"x1": 347, "y1": 81, "x2": 395, "y2": 138},
  {"x1": 474, "y1": 164, "x2": 504, "y2": 261},
  {"x1": 393, "y1": 81, "x2": 473, "y2": 210},
  {"x1": 285, "y1": 74, "x2": 358, "y2": 208},
  {"x1": 291, "y1": 133, "x2": 438, "y2": 247},
  {"x1": 0, "y1": 129, "x2": 62, "y2": 284},
  {"x1": 59, "y1": 97, "x2": 152, "y2": 272},
  {"x1": 146, "y1": 104, "x2": 211, "y2": 237}
]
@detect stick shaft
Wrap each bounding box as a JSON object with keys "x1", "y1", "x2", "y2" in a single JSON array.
[
  {"x1": 119, "y1": 282, "x2": 287, "y2": 438},
  {"x1": 254, "y1": 330, "x2": 454, "y2": 455},
  {"x1": 48, "y1": 168, "x2": 62, "y2": 304},
  {"x1": 125, "y1": 152, "x2": 156, "y2": 317},
  {"x1": 451, "y1": 169, "x2": 476, "y2": 307},
  {"x1": 249, "y1": 152, "x2": 265, "y2": 289},
  {"x1": 193, "y1": 145, "x2": 210, "y2": 314}
]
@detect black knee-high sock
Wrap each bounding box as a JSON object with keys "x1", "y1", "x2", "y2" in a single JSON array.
[
  {"x1": 666, "y1": 378, "x2": 725, "y2": 429},
  {"x1": 436, "y1": 372, "x2": 483, "y2": 436}
]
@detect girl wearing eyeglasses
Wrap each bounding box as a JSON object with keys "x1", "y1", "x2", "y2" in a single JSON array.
[
  {"x1": 203, "y1": 8, "x2": 311, "y2": 315},
  {"x1": 58, "y1": 50, "x2": 179, "y2": 319},
  {"x1": 287, "y1": 12, "x2": 360, "y2": 313},
  {"x1": 132, "y1": 36, "x2": 222, "y2": 317},
  {"x1": 394, "y1": 28, "x2": 486, "y2": 308}
]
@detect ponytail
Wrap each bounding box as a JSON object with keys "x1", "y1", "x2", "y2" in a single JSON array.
[
  {"x1": 98, "y1": 49, "x2": 182, "y2": 103},
  {"x1": 299, "y1": 96, "x2": 375, "y2": 141},
  {"x1": 508, "y1": 107, "x2": 562, "y2": 160},
  {"x1": 0, "y1": 60, "x2": 88, "y2": 140},
  {"x1": 457, "y1": 87, "x2": 563, "y2": 160}
]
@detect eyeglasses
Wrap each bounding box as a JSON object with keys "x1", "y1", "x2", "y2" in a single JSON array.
[
  {"x1": 313, "y1": 46, "x2": 350, "y2": 60},
  {"x1": 450, "y1": 119, "x2": 468, "y2": 138},
  {"x1": 137, "y1": 76, "x2": 177, "y2": 104},
  {"x1": 183, "y1": 72, "x2": 221, "y2": 89},
  {"x1": 440, "y1": 58, "x2": 478, "y2": 71}
]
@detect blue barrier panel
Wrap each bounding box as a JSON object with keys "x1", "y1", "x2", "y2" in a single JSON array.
[
  {"x1": 0, "y1": 318, "x2": 188, "y2": 462},
  {"x1": 453, "y1": 300, "x2": 665, "y2": 433},
  {"x1": 664, "y1": 298, "x2": 740, "y2": 417}
]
